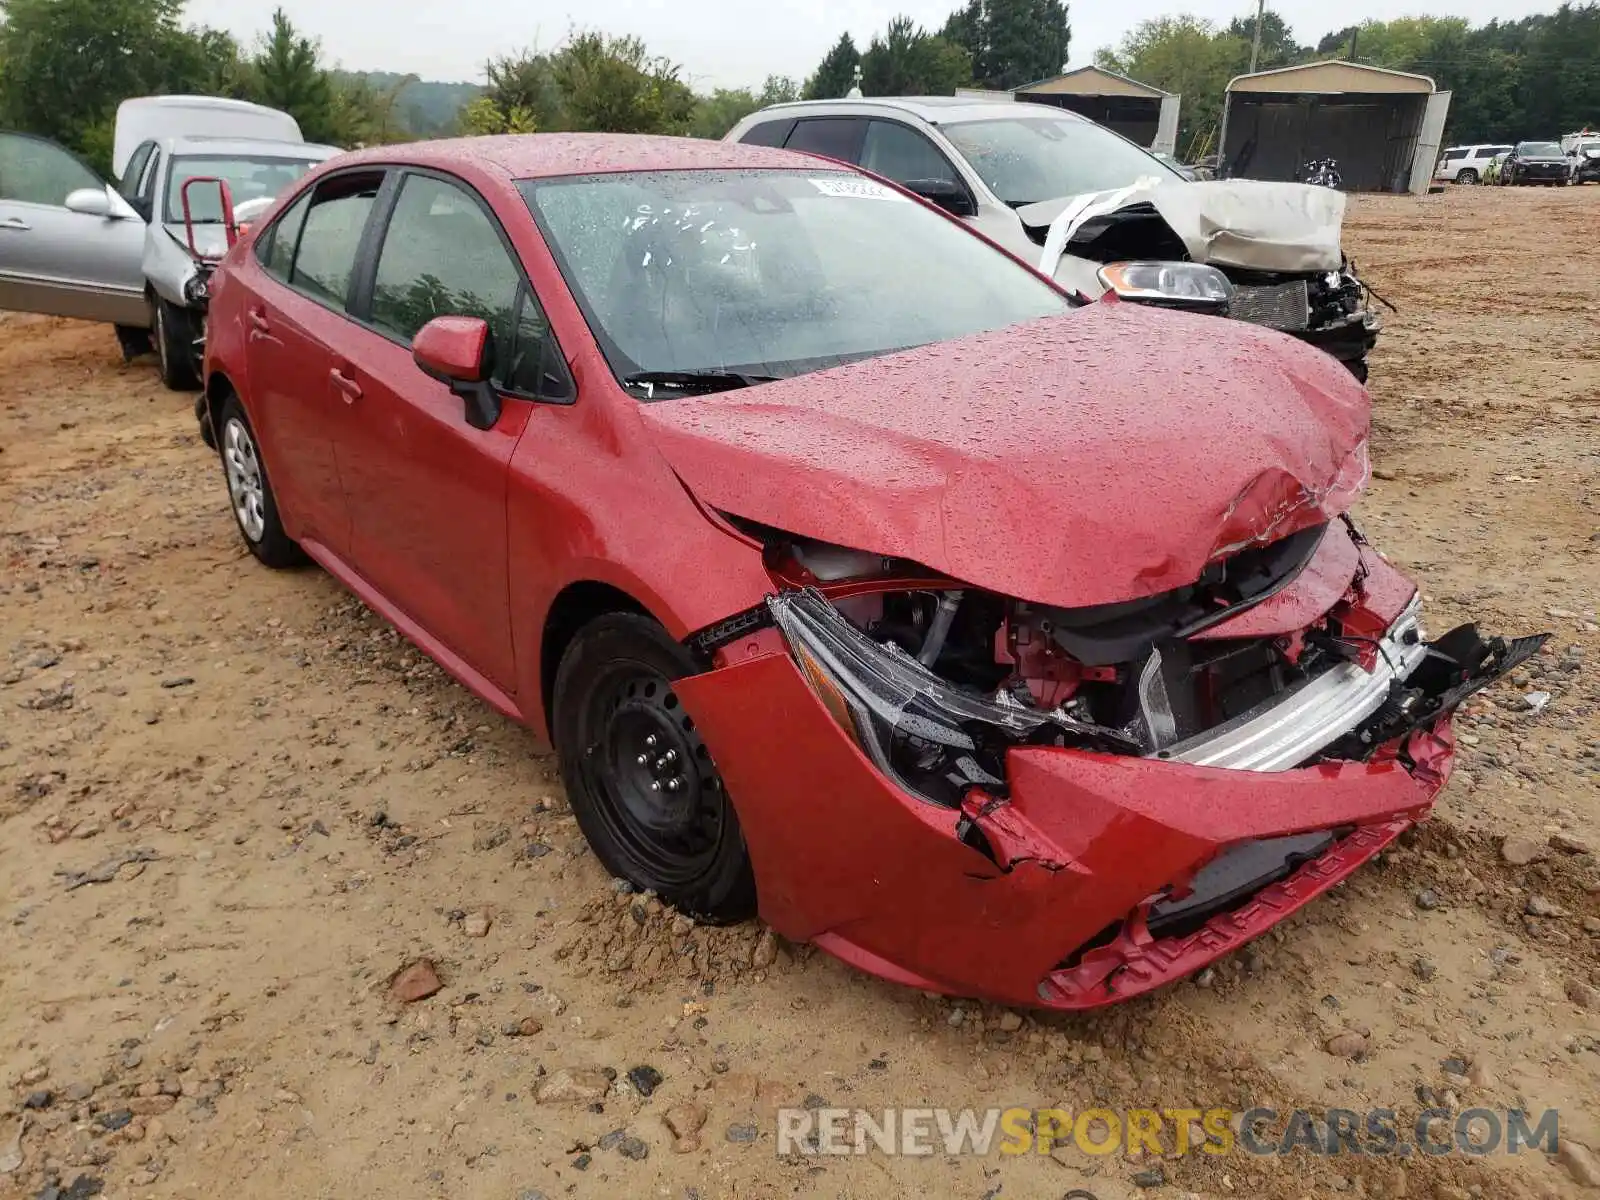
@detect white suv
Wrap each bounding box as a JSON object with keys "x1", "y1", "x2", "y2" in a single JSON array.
[{"x1": 1435, "y1": 145, "x2": 1513, "y2": 184}]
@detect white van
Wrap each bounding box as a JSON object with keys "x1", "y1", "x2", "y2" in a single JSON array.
[
  {"x1": 112, "y1": 95, "x2": 304, "y2": 178},
  {"x1": 1435, "y1": 144, "x2": 1514, "y2": 184}
]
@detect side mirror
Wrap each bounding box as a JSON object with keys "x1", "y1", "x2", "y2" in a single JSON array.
[
  {"x1": 902, "y1": 178, "x2": 977, "y2": 218},
  {"x1": 64, "y1": 187, "x2": 112, "y2": 217},
  {"x1": 413, "y1": 316, "x2": 501, "y2": 431}
]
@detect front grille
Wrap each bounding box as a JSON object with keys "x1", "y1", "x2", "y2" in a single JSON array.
[{"x1": 1228, "y1": 279, "x2": 1310, "y2": 331}]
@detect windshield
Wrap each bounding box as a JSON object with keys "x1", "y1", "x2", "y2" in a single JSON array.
[
  {"x1": 166, "y1": 155, "x2": 319, "y2": 223},
  {"x1": 1518, "y1": 142, "x2": 1563, "y2": 157},
  {"x1": 520, "y1": 168, "x2": 1069, "y2": 391},
  {"x1": 941, "y1": 115, "x2": 1182, "y2": 206}
]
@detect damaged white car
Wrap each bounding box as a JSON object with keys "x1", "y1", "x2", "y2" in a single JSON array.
[
  {"x1": 0, "y1": 97, "x2": 339, "y2": 390},
  {"x1": 727, "y1": 98, "x2": 1382, "y2": 381}
]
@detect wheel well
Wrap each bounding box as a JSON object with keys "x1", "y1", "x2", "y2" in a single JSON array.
[
  {"x1": 205, "y1": 370, "x2": 237, "y2": 433},
  {"x1": 540, "y1": 582, "x2": 650, "y2": 734}
]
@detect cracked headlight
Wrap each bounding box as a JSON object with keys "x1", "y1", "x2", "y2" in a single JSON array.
[
  {"x1": 1098, "y1": 261, "x2": 1232, "y2": 312},
  {"x1": 769, "y1": 588, "x2": 1134, "y2": 808}
]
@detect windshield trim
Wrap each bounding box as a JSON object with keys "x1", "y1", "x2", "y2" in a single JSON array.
[{"x1": 520, "y1": 166, "x2": 1072, "y2": 401}]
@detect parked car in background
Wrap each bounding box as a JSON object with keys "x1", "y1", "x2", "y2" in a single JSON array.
[
  {"x1": 0, "y1": 96, "x2": 339, "y2": 390},
  {"x1": 199, "y1": 132, "x2": 1540, "y2": 1011},
  {"x1": 726, "y1": 98, "x2": 1381, "y2": 381},
  {"x1": 1566, "y1": 135, "x2": 1600, "y2": 184},
  {"x1": 1500, "y1": 141, "x2": 1570, "y2": 185},
  {"x1": 1434, "y1": 144, "x2": 1512, "y2": 184},
  {"x1": 1479, "y1": 152, "x2": 1507, "y2": 185}
]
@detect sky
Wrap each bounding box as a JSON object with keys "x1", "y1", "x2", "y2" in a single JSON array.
[{"x1": 183, "y1": 0, "x2": 1557, "y2": 91}]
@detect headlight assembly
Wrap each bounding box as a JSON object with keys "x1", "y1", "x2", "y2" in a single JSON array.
[
  {"x1": 769, "y1": 588, "x2": 1136, "y2": 808},
  {"x1": 1098, "y1": 261, "x2": 1233, "y2": 312}
]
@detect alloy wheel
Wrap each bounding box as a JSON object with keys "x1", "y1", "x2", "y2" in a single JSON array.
[{"x1": 222, "y1": 417, "x2": 267, "y2": 542}]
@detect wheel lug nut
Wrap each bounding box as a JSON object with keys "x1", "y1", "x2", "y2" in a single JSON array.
[
  {"x1": 666, "y1": 778, "x2": 681, "y2": 793},
  {"x1": 636, "y1": 753, "x2": 649, "y2": 766},
  {"x1": 650, "y1": 781, "x2": 661, "y2": 792},
  {"x1": 645, "y1": 734, "x2": 659, "y2": 749},
  {"x1": 662, "y1": 749, "x2": 678, "y2": 764}
]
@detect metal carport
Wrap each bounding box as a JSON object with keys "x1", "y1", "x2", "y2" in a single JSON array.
[
  {"x1": 1219, "y1": 60, "x2": 1451, "y2": 194},
  {"x1": 1010, "y1": 66, "x2": 1181, "y2": 156}
]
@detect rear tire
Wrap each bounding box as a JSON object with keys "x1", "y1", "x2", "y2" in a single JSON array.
[
  {"x1": 1455, "y1": 168, "x2": 1478, "y2": 184},
  {"x1": 153, "y1": 297, "x2": 200, "y2": 391},
  {"x1": 216, "y1": 393, "x2": 305, "y2": 568},
  {"x1": 552, "y1": 613, "x2": 757, "y2": 922}
]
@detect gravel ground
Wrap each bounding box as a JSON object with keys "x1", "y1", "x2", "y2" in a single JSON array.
[{"x1": 1, "y1": 183, "x2": 1598, "y2": 1200}]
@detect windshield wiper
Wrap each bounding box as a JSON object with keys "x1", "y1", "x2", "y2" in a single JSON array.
[{"x1": 622, "y1": 369, "x2": 779, "y2": 396}]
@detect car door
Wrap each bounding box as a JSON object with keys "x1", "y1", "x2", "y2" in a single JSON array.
[
  {"x1": 330, "y1": 169, "x2": 571, "y2": 693},
  {"x1": 241, "y1": 169, "x2": 387, "y2": 557},
  {"x1": 858, "y1": 119, "x2": 976, "y2": 214},
  {"x1": 0, "y1": 132, "x2": 147, "y2": 325}
]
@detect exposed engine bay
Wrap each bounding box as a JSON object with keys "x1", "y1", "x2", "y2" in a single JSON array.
[
  {"x1": 1025, "y1": 180, "x2": 1382, "y2": 379},
  {"x1": 692, "y1": 517, "x2": 1547, "y2": 816}
]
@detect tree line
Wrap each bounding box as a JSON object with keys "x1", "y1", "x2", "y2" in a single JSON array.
[
  {"x1": 0, "y1": 0, "x2": 805, "y2": 175},
  {"x1": 1094, "y1": 6, "x2": 1600, "y2": 159}
]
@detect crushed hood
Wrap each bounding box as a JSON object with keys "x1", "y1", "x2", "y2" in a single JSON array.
[
  {"x1": 1026, "y1": 179, "x2": 1346, "y2": 275},
  {"x1": 638, "y1": 300, "x2": 1372, "y2": 609}
]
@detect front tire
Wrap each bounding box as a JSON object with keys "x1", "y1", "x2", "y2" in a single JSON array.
[
  {"x1": 153, "y1": 297, "x2": 200, "y2": 391},
  {"x1": 552, "y1": 614, "x2": 757, "y2": 922},
  {"x1": 1456, "y1": 168, "x2": 1478, "y2": 184},
  {"x1": 216, "y1": 394, "x2": 304, "y2": 568}
]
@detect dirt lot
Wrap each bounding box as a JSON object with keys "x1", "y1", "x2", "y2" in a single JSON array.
[{"x1": 1, "y1": 185, "x2": 1598, "y2": 1200}]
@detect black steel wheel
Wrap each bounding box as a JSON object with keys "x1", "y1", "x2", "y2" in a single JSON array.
[{"x1": 552, "y1": 613, "x2": 756, "y2": 921}]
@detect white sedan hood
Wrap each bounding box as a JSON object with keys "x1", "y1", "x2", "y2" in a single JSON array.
[{"x1": 1022, "y1": 179, "x2": 1346, "y2": 276}]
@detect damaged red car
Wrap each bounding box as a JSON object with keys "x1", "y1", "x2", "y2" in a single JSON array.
[{"x1": 200, "y1": 134, "x2": 1543, "y2": 1010}]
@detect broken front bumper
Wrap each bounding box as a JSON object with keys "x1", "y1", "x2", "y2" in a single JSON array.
[{"x1": 676, "y1": 587, "x2": 1543, "y2": 1010}]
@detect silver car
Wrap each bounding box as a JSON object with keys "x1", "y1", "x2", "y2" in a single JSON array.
[
  {"x1": 0, "y1": 129, "x2": 338, "y2": 388},
  {"x1": 725, "y1": 98, "x2": 1380, "y2": 381}
]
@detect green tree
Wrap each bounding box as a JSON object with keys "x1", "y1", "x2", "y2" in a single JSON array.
[
  {"x1": 940, "y1": 0, "x2": 1071, "y2": 91},
  {"x1": 860, "y1": 16, "x2": 971, "y2": 96},
  {"x1": 0, "y1": 0, "x2": 227, "y2": 170},
  {"x1": 1097, "y1": 16, "x2": 1248, "y2": 158},
  {"x1": 688, "y1": 88, "x2": 760, "y2": 138},
  {"x1": 759, "y1": 75, "x2": 801, "y2": 105},
  {"x1": 803, "y1": 33, "x2": 860, "y2": 99},
  {"x1": 549, "y1": 31, "x2": 695, "y2": 134},
  {"x1": 249, "y1": 8, "x2": 337, "y2": 142},
  {"x1": 1226, "y1": 11, "x2": 1304, "y2": 70}
]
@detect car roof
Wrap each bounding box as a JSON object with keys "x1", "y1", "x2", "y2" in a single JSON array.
[
  {"x1": 747, "y1": 97, "x2": 1090, "y2": 126},
  {"x1": 164, "y1": 135, "x2": 341, "y2": 159},
  {"x1": 328, "y1": 133, "x2": 833, "y2": 180}
]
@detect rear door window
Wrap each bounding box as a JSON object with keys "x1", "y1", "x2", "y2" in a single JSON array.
[
  {"x1": 740, "y1": 119, "x2": 795, "y2": 148},
  {"x1": 785, "y1": 118, "x2": 867, "y2": 163},
  {"x1": 288, "y1": 172, "x2": 383, "y2": 312}
]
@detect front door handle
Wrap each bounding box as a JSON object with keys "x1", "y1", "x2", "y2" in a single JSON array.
[
  {"x1": 0, "y1": 218, "x2": 30, "y2": 232},
  {"x1": 330, "y1": 368, "x2": 363, "y2": 402}
]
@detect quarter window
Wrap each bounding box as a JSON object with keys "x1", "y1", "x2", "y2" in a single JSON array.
[
  {"x1": 288, "y1": 173, "x2": 382, "y2": 311},
  {"x1": 259, "y1": 191, "x2": 313, "y2": 281},
  {"x1": 370, "y1": 172, "x2": 562, "y2": 396},
  {"x1": 785, "y1": 118, "x2": 866, "y2": 162}
]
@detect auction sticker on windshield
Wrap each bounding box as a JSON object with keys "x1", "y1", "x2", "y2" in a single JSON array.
[{"x1": 809, "y1": 177, "x2": 909, "y2": 201}]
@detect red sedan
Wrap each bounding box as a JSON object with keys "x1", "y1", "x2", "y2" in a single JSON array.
[{"x1": 199, "y1": 134, "x2": 1541, "y2": 1010}]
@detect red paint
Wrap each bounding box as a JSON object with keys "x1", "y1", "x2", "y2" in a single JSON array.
[
  {"x1": 673, "y1": 649, "x2": 1447, "y2": 1010},
  {"x1": 639, "y1": 302, "x2": 1371, "y2": 609},
  {"x1": 201, "y1": 133, "x2": 1462, "y2": 1012},
  {"x1": 412, "y1": 316, "x2": 489, "y2": 382}
]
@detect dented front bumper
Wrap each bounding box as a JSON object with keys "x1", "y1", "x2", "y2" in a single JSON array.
[{"x1": 675, "y1": 581, "x2": 1544, "y2": 1009}]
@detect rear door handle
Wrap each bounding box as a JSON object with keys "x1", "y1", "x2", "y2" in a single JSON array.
[
  {"x1": 330, "y1": 368, "x2": 363, "y2": 402},
  {"x1": 247, "y1": 308, "x2": 270, "y2": 333},
  {"x1": 0, "y1": 218, "x2": 30, "y2": 231}
]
